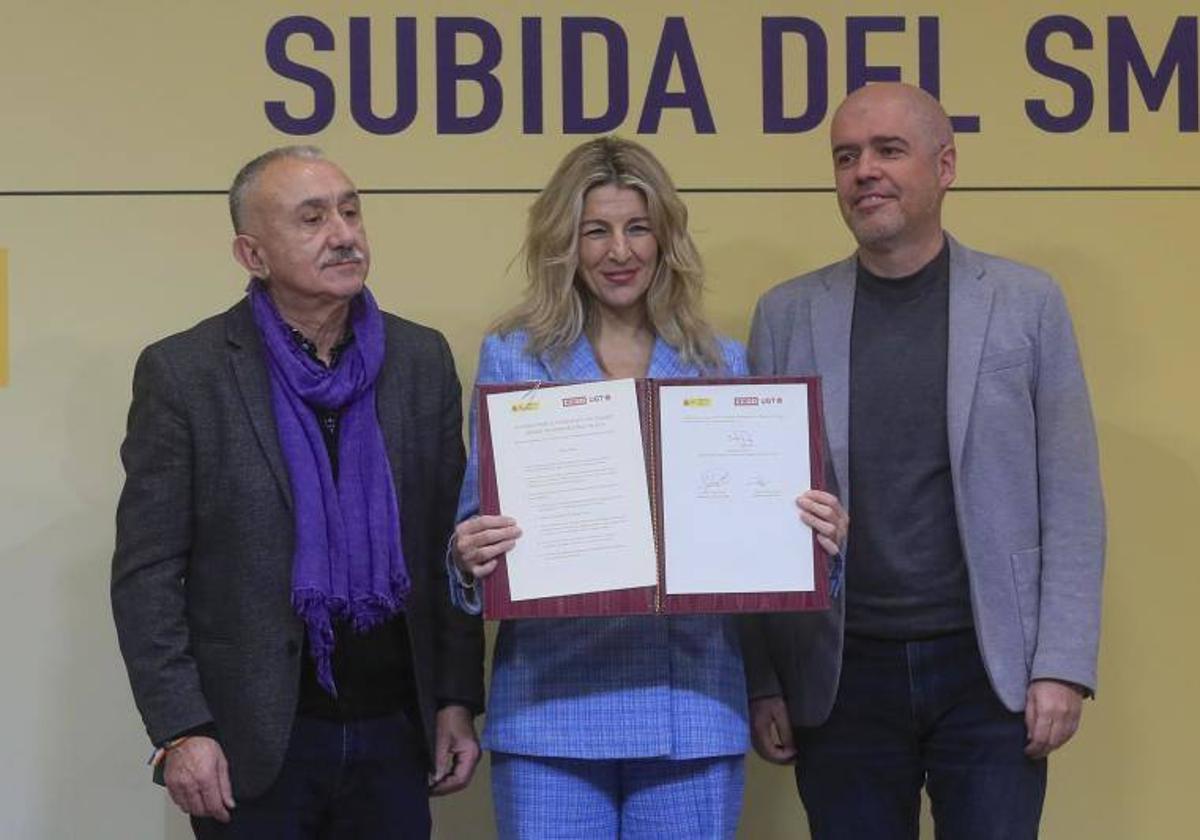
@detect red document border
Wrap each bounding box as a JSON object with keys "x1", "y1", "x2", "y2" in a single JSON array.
[{"x1": 477, "y1": 377, "x2": 829, "y2": 620}]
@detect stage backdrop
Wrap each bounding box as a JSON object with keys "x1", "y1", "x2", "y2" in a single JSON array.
[{"x1": 1, "y1": 1, "x2": 1196, "y2": 837}]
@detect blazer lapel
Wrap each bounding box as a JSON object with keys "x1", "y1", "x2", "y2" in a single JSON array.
[
  {"x1": 543, "y1": 334, "x2": 604, "y2": 381},
  {"x1": 647, "y1": 335, "x2": 691, "y2": 378},
  {"x1": 226, "y1": 299, "x2": 294, "y2": 510},
  {"x1": 946, "y1": 237, "x2": 994, "y2": 477},
  {"x1": 810, "y1": 257, "x2": 856, "y2": 499},
  {"x1": 375, "y1": 325, "x2": 406, "y2": 509}
]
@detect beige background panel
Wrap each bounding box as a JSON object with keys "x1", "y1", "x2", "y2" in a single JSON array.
[
  {"x1": 1, "y1": 1, "x2": 1197, "y2": 838},
  {"x1": 1, "y1": 186, "x2": 1197, "y2": 837},
  {"x1": 1, "y1": 248, "x2": 7, "y2": 386},
  {"x1": 2, "y1": 2, "x2": 1197, "y2": 188}
]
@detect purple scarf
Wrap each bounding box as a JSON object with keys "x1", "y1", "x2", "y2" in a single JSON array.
[{"x1": 249, "y1": 281, "x2": 409, "y2": 696}]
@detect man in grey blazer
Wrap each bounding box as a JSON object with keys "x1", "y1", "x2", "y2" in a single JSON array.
[
  {"x1": 743, "y1": 83, "x2": 1105, "y2": 838},
  {"x1": 111, "y1": 146, "x2": 484, "y2": 838}
]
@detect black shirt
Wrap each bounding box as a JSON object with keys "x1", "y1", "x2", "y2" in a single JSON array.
[{"x1": 844, "y1": 242, "x2": 974, "y2": 639}]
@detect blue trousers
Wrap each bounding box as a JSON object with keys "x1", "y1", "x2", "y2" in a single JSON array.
[
  {"x1": 794, "y1": 631, "x2": 1046, "y2": 840},
  {"x1": 490, "y1": 752, "x2": 744, "y2": 839},
  {"x1": 191, "y1": 713, "x2": 430, "y2": 840}
]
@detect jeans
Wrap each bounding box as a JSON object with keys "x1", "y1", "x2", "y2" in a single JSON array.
[
  {"x1": 794, "y1": 631, "x2": 1046, "y2": 840},
  {"x1": 192, "y1": 713, "x2": 430, "y2": 840}
]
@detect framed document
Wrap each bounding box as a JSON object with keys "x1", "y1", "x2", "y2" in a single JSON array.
[{"x1": 476, "y1": 377, "x2": 830, "y2": 619}]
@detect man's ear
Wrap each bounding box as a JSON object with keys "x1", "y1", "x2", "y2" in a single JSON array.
[
  {"x1": 232, "y1": 234, "x2": 267, "y2": 279},
  {"x1": 938, "y1": 143, "x2": 957, "y2": 190}
]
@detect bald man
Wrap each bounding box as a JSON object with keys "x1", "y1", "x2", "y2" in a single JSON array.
[
  {"x1": 741, "y1": 84, "x2": 1105, "y2": 838},
  {"x1": 112, "y1": 146, "x2": 484, "y2": 838}
]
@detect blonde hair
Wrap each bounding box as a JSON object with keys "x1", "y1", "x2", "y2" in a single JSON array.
[{"x1": 494, "y1": 136, "x2": 724, "y2": 371}]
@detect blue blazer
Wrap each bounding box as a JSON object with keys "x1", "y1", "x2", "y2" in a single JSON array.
[{"x1": 453, "y1": 329, "x2": 751, "y2": 759}]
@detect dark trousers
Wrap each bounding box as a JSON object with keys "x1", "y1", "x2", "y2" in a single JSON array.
[
  {"x1": 192, "y1": 713, "x2": 431, "y2": 840},
  {"x1": 794, "y1": 631, "x2": 1046, "y2": 840}
]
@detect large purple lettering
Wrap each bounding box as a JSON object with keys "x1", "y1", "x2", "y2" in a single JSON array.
[
  {"x1": 264, "y1": 16, "x2": 336, "y2": 135},
  {"x1": 1108, "y1": 16, "x2": 1198, "y2": 132},
  {"x1": 348, "y1": 18, "x2": 417, "y2": 135},
  {"x1": 917, "y1": 17, "x2": 981, "y2": 132},
  {"x1": 761, "y1": 17, "x2": 828, "y2": 133},
  {"x1": 522, "y1": 18, "x2": 544, "y2": 134},
  {"x1": 562, "y1": 18, "x2": 629, "y2": 133},
  {"x1": 847, "y1": 16, "x2": 904, "y2": 92},
  {"x1": 1025, "y1": 16, "x2": 1095, "y2": 133},
  {"x1": 637, "y1": 18, "x2": 715, "y2": 133},
  {"x1": 436, "y1": 17, "x2": 503, "y2": 135}
]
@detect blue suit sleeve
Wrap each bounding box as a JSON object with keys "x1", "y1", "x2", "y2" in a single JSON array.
[{"x1": 447, "y1": 334, "x2": 510, "y2": 615}]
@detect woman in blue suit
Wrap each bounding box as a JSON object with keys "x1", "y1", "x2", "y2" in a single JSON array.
[{"x1": 449, "y1": 137, "x2": 749, "y2": 839}]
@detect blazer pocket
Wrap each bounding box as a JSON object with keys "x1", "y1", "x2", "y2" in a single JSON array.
[
  {"x1": 1010, "y1": 547, "x2": 1041, "y2": 670},
  {"x1": 979, "y1": 346, "x2": 1033, "y2": 374}
]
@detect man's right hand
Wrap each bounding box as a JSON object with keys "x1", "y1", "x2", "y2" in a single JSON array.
[
  {"x1": 451, "y1": 515, "x2": 522, "y2": 581},
  {"x1": 750, "y1": 695, "x2": 798, "y2": 765},
  {"x1": 796, "y1": 490, "x2": 849, "y2": 556},
  {"x1": 163, "y1": 736, "x2": 236, "y2": 823}
]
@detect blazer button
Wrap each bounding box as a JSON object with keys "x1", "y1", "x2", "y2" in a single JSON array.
[{"x1": 286, "y1": 640, "x2": 300, "y2": 657}]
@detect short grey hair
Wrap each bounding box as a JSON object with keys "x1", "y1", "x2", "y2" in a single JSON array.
[{"x1": 229, "y1": 145, "x2": 324, "y2": 233}]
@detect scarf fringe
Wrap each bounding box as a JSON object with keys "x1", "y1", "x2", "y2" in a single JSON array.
[{"x1": 292, "y1": 577, "x2": 413, "y2": 697}]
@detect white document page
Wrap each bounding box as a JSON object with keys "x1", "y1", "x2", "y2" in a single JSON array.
[
  {"x1": 486, "y1": 379, "x2": 658, "y2": 601},
  {"x1": 658, "y1": 382, "x2": 814, "y2": 594}
]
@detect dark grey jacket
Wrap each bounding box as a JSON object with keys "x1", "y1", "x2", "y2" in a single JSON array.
[{"x1": 111, "y1": 296, "x2": 483, "y2": 798}]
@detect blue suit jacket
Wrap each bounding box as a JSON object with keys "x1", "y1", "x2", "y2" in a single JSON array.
[{"x1": 453, "y1": 330, "x2": 751, "y2": 759}]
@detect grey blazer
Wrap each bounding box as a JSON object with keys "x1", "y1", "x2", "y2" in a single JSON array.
[
  {"x1": 111, "y1": 297, "x2": 484, "y2": 798},
  {"x1": 741, "y1": 236, "x2": 1105, "y2": 724}
]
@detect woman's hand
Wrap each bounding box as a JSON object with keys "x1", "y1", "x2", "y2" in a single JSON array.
[
  {"x1": 796, "y1": 490, "x2": 849, "y2": 556},
  {"x1": 451, "y1": 515, "x2": 522, "y2": 581}
]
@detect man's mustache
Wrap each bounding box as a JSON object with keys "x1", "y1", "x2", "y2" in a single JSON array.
[{"x1": 321, "y1": 247, "x2": 365, "y2": 268}]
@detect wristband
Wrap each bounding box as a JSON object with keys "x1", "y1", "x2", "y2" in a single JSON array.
[{"x1": 148, "y1": 735, "x2": 193, "y2": 769}]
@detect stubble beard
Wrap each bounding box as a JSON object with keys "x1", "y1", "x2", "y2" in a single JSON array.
[{"x1": 847, "y1": 206, "x2": 906, "y2": 251}]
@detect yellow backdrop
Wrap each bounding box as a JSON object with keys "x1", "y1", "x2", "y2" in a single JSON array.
[{"x1": 1, "y1": 2, "x2": 1196, "y2": 837}]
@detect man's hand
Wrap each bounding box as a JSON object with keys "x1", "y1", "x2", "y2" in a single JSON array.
[
  {"x1": 796, "y1": 490, "x2": 849, "y2": 556},
  {"x1": 1024, "y1": 679, "x2": 1085, "y2": 759},
  {"x1": 750, "y1": 695, "x2": 797, "y2": 765},
  {"x1": 451, "y1": 515, "x2": 522, "y2": 582},
  {"x1": 163, "y1": 736, "x2": 235, "y2": 822},
  {"x1": 429, "y1": 704, "x2": 481, "y2": 796}
]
